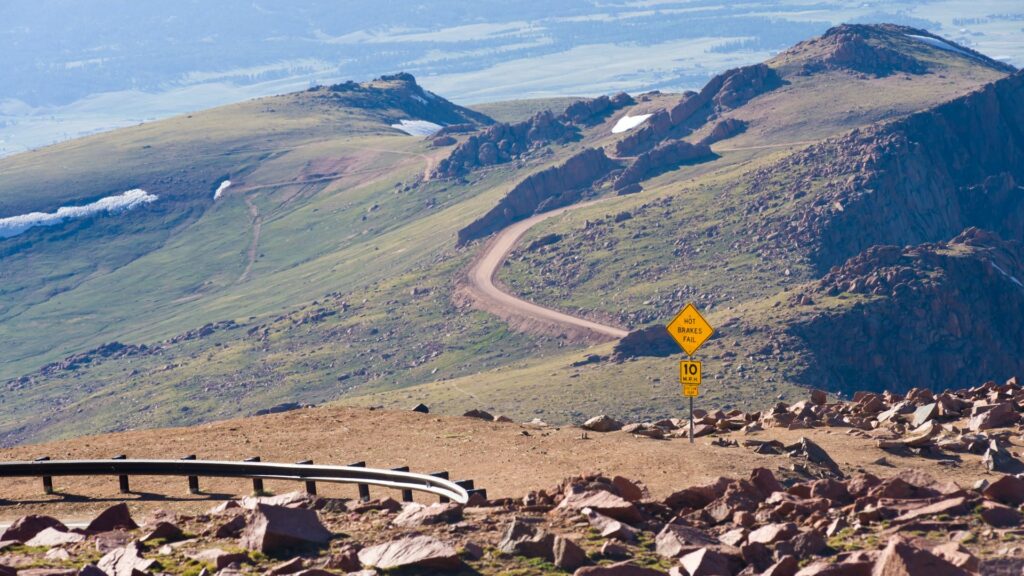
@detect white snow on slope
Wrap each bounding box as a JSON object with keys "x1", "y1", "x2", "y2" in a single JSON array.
[
  {"x1": 612, "y1": 113, "x2": 653, "y2": 134},
  {"x1": 906, "y1": 34, "x2": 980, "y2": 61},
  {"x1": 214, "y1": 180, "x2": 231, "y2": 200},
  {"x1": 0, "y1": 189, "x2": 158, "y2": 239},
  {"x1": 390, "y1": 119, "x2": 443, "y2": 137}
]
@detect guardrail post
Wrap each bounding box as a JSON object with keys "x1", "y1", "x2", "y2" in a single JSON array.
[
  {"x1": 35, "y1": 456, "x2": 53, "y2": 495},
  {"x1": 182, "y1": 455, "x2": 200, "y2": 494},
  {"x1": 349, "y1": 461, "x2": 370, "y2": 502},
  {"x1": 296, "y1": 460, "x2": 317, "y2": 495},
  {"x1": 244, "y1": 457, "x2": 264, "y2": 494},
  {"x1": 430, "y1": 471, "x2": 450, "y2": 503},
  {"x1": 112, "y1": 455, "x2": 129, "y2": 493},
  {"x1": 391, "y1": 466, "x2": 414, "y2": 502}
]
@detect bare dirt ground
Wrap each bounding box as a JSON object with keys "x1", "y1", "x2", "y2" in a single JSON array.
[
  {"x1": 459, "y1": 199, "x2": 629, "y2": 343},
  {"x1": 0, "y1": 405, "x2": 996, "y2": 522}
]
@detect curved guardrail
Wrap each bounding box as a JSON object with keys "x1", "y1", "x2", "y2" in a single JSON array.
[{"x1": 0, "y1": 458, "x2": 479, "y2": 505}]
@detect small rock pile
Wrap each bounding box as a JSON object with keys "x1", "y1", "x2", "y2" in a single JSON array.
[
  {"x1": 582, "y1": 378, "x2": 1024, "y2": 472},
  {"x1": 5, "y1": 466, "x2": 1024, "y2": 575}
]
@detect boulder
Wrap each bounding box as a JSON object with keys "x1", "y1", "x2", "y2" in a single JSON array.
[
  {"x1": 764, "y1": 556, "x2": 800, "y2": 576},
  {"x1": 266, "y1": 557, "x2": 305, "y2": 576},
  {"x1": 25, "y1": 528, "x2": 85, "y2": 547},
  {"x1": 140, "y1": 521, "x2": 183, "y2": 543},
  {"x1": 554, "y1": 535, "x2": 589, "y2": 570},
  {"x1": 810, "y1": 390, "x2": 828, "y2": 405},
  {"x1": 612, "y1": 476, "x2": 646, "y2": 502},
  {"x1": 497, "y1": 517, "x2": 555, "y2": 560},
  {"x1": 391, "y1": 503, "x2": 462, "y2": 527},
  {"x1": 1, "y1": 515, "x2": 68, "y2": 542},
  {"x1": 583, "y1": 415, "x2": 624, "y2": 432},
  {"x1": 582, "y1": 508, "x2": 638, "y2": 542},
  {"x1": 968, "y1": 402, "x2": 1017, "y2": 431},
  {"x1": 748, "y1": 523, "x2": 798, "y2": 545},
  {"x1": 679, "y1": 548, "x2": 742, "y2": 576},
  {"x1": 655, "y1": 524, "x2": 719, "y2": 558},
  {"x1": 930, "y1": 543, "x2": 979, "y2": 572},
  {"x1": 558, "y1": 489, "x2": 643, "y2": 523},
  {"x1": 982, "y1": 475, "x2": 1024, "y2": 506},
  {"x1": 240, "y1": 504, "x2": 332, "y2": 553},
  {"x1": 463, "y1": 409, "x2": 494, "y2": 421},
  {"x1": 978, "y1": 501, "x2": 1022, "y2": 527},
  {"x1": 87, "y1": 504, "x2": 138, "y2": 533},
  {"x1": 96, "y1": 542, "x2": 156, "y2": 576},
  {"x1": 873, "y1": 537, "x2": 967, "y2": 576},
  {"x1": 357, "y1": 535, "x2": 462, "y2": 571}
]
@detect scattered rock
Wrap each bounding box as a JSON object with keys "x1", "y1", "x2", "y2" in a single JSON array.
[{"x1": 357, "y1": 535, "x2": 462, "y2": 571}]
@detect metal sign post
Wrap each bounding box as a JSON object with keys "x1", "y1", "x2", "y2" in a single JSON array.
[{"x1": 667, "y1": 304, "x2": 714, "y2": 444}]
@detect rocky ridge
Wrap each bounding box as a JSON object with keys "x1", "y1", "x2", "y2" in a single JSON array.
[
  {"x1": 457, "y1": 148, "x2": 620, "y2": 245},
  {"x1": 755, "y1": 70, "x2": 1024, "y2": 272}
]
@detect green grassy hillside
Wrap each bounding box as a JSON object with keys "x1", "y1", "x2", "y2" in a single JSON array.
[{"x1": 0, "y1": 25, "x2": 1016, "y2": 445}]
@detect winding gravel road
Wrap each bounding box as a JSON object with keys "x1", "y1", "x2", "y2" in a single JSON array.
[{"x1": 464, "y1": 199, "x2": 629, "y2": 342}]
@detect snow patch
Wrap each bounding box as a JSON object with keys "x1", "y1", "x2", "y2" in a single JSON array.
[
  {"x1": 214, "y1": 180, "x2": 231, "y2": 200},
  {"x1": 611, "y1": 113, "x2": 652, "y2": 134},
  {"x1": 0, "y1": 189, "x2": 159, "y2": 239},
  {"x1": 411, "y1": 94, "x2": 428, "y2": 105},
  {"x1": 390, "y1": 119, "x2": 443, "y2": 137},
  {"x1": 906, "y1": 34, "x2": 980, "y2": 61}
]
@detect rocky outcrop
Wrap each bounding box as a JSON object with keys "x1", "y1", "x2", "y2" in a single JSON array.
[
  {"x1": 698, "y1": 118, "x2": 747, "y2": 146},
  {"x1": 616, "y1": 64, "x2": 782, "y2": 157},
  {"x1": 433, "y1": 111, "x2": 579, "y2": 178},
  {"x1": 562, "y1": 93, "x2": 635, "y2": 125},
  {"x1": 457, "y1": 148, "x2": 618, "y2": 245},
  {"x1": 791, "y1": 228, "x2": 1024, "y2": 395},
  {"x1": 612, "y1": 324, "x2": 702, "y2": 361},
  {"x1": 614, "y1": 141, "x2": 714, "y2": 191},
  {"x1": 759, "y1": 70, "x2": 1024, "y2": 272},
  {"x1": 434, "y1": 94, "x2": 633, "y2": 179},
  {"x1": 323, "y1": 72, "x2": 492, "y2": 127}
]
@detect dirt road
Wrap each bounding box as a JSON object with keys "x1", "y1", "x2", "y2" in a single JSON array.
[{"x1": 463, "y1": 200, "x2": 629, "y2": 342}]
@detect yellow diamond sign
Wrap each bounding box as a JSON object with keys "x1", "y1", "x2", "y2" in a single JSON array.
[{"x1": 666, "y1": 303, "x2": 714, "y2": 356}]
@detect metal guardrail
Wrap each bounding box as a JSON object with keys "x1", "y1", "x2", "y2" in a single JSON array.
[{"x1": 0, "y1": 457, "x2": 484, "y2": 505}]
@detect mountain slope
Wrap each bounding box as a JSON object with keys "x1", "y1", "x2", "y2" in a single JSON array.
[{"x1": 0, "y1": 24, "x2": 1019, "y2": 445}]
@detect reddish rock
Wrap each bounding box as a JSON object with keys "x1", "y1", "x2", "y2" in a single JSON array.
[
  {"x1": 979, "y1": 501, "x2": 1022, "y2": 527},
  {"x1": 96, "y1": 542, "x2": 156, "y2": 576},
  {"x1": 968, "y1": 402, "x2": 1017, "y2": 431},
  {"x1": 583, "y1": 415, "x2": 624, "y2": 432},
  {"x1": 357, "y1": 535, "x2": 462, "y2": 571},
  {"x1": 213, "y1": 514, "x2": 246, "y2": 538},
  {"x1": 554, "y1": 535, "x2": 589, "y2": 570},
  {"x1": 795, "y1": 559, "x2": 872, "y2": 576},
  {"x1": 323, "y1": 544, "x2": 361, "y2": 572},
  {"x1": 25, "y1": 528, "x2": 84, "y2": 547},
  {"x1": 655, "y1": 524, "x2": 719, "y2": 558},
  {"x1": 1, "y1": 515, "x2": 68, "y2": 542},
  {"x1": 612, "y1": 476, "x2": 646, "y2": 502},
  {"x1": 92, "y1": 530, "x2": 132, "y2": 554},
  {"x1": 893, "y1": 497, "x2": 970, "y2": 523},
  {"x1": 930, "y1": 543, "x2": 978, "y2": 572},
  {"x1": 749, "y1": 468, "x2": 783, "y2": 499},
  {"x1": 391, "y1": 502, "x2": 462, "y2": 527},
  {"x1": 765, "y1": 556, "x2": 800, "y2": 576},
  {"x1": 748, "y1": 523, "x2": 798, "y2": 545},
  {"x1": 558, "y1": 489, "x2": 643, "y2": 523},
  {"x1": 498, "y1": 517, "x2": 555, "y2": 560},
  {"x1": 873, "y1": 537, "x2": 968, "y2": 576},
  {"x1": 810, "y1": 390, "x2": 828, "y2": 405},
  {"x1": 575, "y1": 561, "x2": 667, "y2": 576},
  {"x1": 793, "y1": 530, "x2": 828, "y2": 557},
  {"x1": 87, "y1": 504, "x2": 138, "y2": 533},
  {"x1": 140, "y1": 521, "x2": 183, "y2": 543},
  {"x1": 679, "y1": 547, "x2": 742, "y2": 576},
  {"x1": 582, "y1": 508, "x2": 638, "y2": 542},
  {"x1": 240, "y1": 504, "x2": 332, "y2": 553},
  {"x1": 810, "y1": 479, "x2": 852, "y2": 504},
  {"x1": 982, "y1": 475, "x2": 1024, "y2": 506}
]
